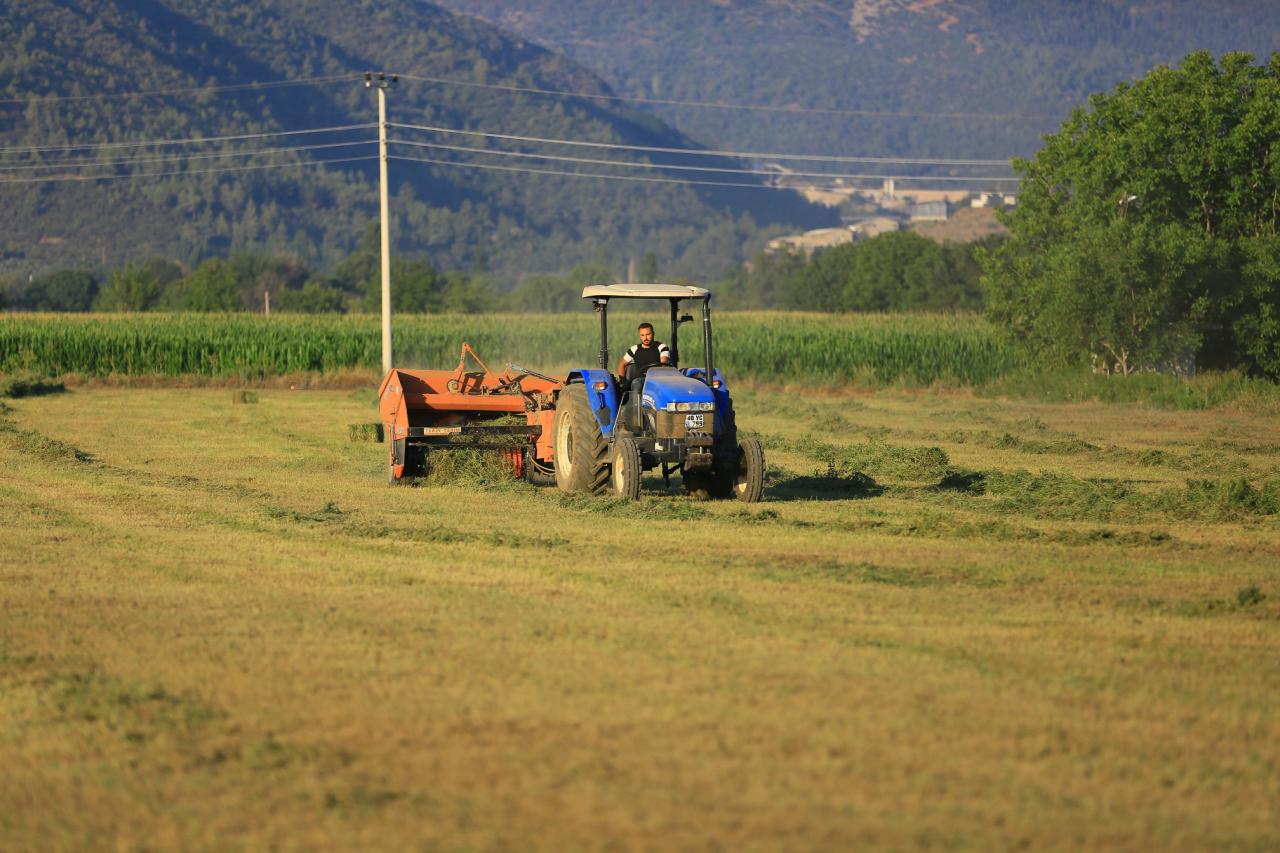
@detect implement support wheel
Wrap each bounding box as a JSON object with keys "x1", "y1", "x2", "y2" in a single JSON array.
[
  {"x1": 553, "y1": 384, "x2": 610, "y2": 494},
  {"x1": 610, "y1": 437, "x2": 642, "y2": 500},
  {"x1": 388, "y1": 438, "x2": 408, "y2": 485}
]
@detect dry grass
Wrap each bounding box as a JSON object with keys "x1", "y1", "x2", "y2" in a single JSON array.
[{"x1": 2, "y1": 386, "x2": 1278, "y2": 849}]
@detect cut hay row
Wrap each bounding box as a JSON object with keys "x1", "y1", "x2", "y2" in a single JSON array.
[{"x1": 0, "y1": 312, "x2": 1020, "y2": 385}]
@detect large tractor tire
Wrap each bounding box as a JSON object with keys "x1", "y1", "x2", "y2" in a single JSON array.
[
  {"x1": 610, "y1": 437, "x2": 643, "y2": 500},
  {"x1": 553, "y1": 384, "x2": 610, "y2": 494}
]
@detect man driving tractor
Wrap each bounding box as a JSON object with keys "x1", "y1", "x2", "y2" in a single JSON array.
[{"x1": 617, "y1": 322, "x2": 671, "y2": 387}]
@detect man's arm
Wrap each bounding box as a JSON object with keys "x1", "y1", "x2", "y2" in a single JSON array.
[
  {"x1": 660, "y1": 344, "x2": 671, "y2": 364},
  {"x1": 617, "y1": 345, "x2": 635, "y2": 376}
]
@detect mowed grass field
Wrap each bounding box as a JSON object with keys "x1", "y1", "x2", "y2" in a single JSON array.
[{"x1": 2, "y1": 382, "x2": 1279, "y2": 849}]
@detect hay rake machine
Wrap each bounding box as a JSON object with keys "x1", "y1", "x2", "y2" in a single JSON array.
[{"x1": 378, "y1": 342, "x2": 561, "y2": 484}]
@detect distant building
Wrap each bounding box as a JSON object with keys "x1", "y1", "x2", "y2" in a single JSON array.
[
  {"x1": 849, "y1": 217, "x2": 900, "y2": 238},
  {"x1": 766, "y1": 226, "x2": 856, "y2": 255},
  {"x1": 910, "y1": 200, "x2": 949, "y2": 222}
]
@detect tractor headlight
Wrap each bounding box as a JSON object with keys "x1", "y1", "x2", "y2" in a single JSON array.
[{"x1": 665, "y1": 401, "x2": 714, "y2": 412}]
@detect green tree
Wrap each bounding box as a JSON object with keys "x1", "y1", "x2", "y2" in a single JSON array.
[
  {"x1": 637, "y1": 250, "x2": 660, "y2": 282},
  {"x1": 164, "y1": 259, "x2": 241, "y2": 312},
  {"x1": 95, "y1": 263, "x2": 161, "y2": 312},
  {"x1": 505, "y1": 264, "x2": 615, "y2": 313},
  {"x1": 332, "y1": 222, "x2": 380, "y2": 297},
  {"x1": 228, "y1": 252, "x2": 311, "y2": 311},
  {"x1": 275, "y1": 280, "x2": 348, "y2": 313},
  {"x1": 721, "y1": 248, "x2": 806, "y2": 309},
  {"x1": 440, "y1": 272, "x2": 496, "y2": 313},
  {"x1": 12, "y1": 269, "x2": 98, "y2": 311},
  {"x1": 983, "y1": 51, "x2": 1280, "y2": 376},
  {"x1": 382, "y1": 258, "x2": 439, "y2": 313},
  {"x1": 141, "y1": 258, "x2": 185, "y2": 292}
]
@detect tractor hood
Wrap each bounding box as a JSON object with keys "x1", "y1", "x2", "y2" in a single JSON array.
[{"x1": 639, "y1": 367, "x2": 716, "y2": 411}]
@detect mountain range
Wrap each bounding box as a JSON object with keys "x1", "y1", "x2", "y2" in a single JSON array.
[
  {"x1": 0, "y1": 0, "x2": 830, "y2": 284},
  {"x1": 435, "y1": 0, "x2": 1280, "y2": 161}
]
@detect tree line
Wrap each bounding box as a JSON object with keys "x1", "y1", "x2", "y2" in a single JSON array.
[
  {"x1": 2, "y1": 222, "x2": 996, "y2": 315},
  {"x1": 721, "y1": 232, "x2": 996, "y2": 312}
]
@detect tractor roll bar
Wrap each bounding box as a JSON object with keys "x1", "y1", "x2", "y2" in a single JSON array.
[
  {"x1": 594, "y1": 298, "x2": 609, "y2": 370},
  {"x1": 668, "y1": 299, "x2": 680, "y2": 367},
  {"x1": 702, "y1": 296, "x2": 714, "y2": 386}
]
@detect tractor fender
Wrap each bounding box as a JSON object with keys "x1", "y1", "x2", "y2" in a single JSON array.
[{"x1": 564, "y1": 369, "x2": 619, "y2": 436}]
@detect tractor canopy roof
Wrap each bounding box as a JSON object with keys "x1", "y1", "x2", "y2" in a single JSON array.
[{"x1": 581, "y1": 283, "x2": 710, "y2": 301}]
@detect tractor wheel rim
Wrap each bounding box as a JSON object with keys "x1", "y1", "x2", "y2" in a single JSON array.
[{"x1": 556, "y1": 415, "x2": 573, "y2": 477}]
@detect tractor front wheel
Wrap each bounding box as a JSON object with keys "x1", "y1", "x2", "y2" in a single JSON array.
[
  {"x1": 553, "y1": 384, "x2": 610, "y2": 494},
  {"x1": 731, "y1": 437, "x2": 765, "y2": 503},
  {"x1": 610, "y1": 437, "x2": 642, "y2": 500},
  {"x1": 704, "y1": 437, "x2": 764, "y2": 501}
]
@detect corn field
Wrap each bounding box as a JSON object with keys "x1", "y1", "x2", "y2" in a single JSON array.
[{"x1": 0, "y1": 312, "x2": 1020, "y2": 385}]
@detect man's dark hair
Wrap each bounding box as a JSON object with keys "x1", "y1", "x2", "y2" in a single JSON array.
[{"x1": 637, "y1": 322, "x2": 654, "y2": 333}]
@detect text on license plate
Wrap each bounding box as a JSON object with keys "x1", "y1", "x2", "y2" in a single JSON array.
[{"x1": 684, "y1": 414, "x2": 705, "y2": 429}]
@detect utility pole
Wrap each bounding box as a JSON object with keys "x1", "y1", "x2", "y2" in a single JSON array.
[{"x1": 365, "y1": 72, "x2": 397, "y2": 374}]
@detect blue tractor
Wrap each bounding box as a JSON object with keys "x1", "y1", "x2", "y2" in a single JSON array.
[{"x1": 551, "y1": 283, "x2": 764, "y2": 501}]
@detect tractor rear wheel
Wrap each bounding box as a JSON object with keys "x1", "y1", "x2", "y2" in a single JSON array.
[
  {"x1": 553, "y1": 384, "x2": 610, "y2": 494},
  {"x1": 610, "y1": 437, "x2": 642, "y2": 500}
]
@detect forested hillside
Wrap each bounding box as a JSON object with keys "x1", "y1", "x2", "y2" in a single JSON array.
[
  {"x1": 436, "y1": 0, "x2": 1280, "y2": 161},
  {"x1": 0, "y1": 0, "x2": 831, "y2": 284}
]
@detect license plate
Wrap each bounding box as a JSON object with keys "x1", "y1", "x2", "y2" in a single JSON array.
[{"x1": 684, "y1": 414, "x2": 705, "y2": 429}]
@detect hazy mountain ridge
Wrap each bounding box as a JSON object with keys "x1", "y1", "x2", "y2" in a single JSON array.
[
  {"x1": 0, "y1": 0, "x2": 830, "y2": 282},
  {"x1": 434, "y1": 0, "x2": 1280, "y2": 160}
]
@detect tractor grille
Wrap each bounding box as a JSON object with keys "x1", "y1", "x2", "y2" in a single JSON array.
[{"x1": 655, "y1": 410, "x2": 716, "y2": 438}]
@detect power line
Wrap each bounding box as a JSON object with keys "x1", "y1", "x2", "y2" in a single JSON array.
[
  {"x1": 0, "y1": 139, "x2": 377, "y2": 172},
  {"x1": 394, "y1": 72, "x2": 1062, "y2": 122},
  {"x1": 388, "y1": 120, "x2": 1013, "y2": 167},
  {"x1": 387, "y1": 137, "x2": 1017, "y2": 182},
  {"x1": 0, "y1": 123, "x2": 376, "y2": 157},
  {"x1": 390, "y1": 153, "x2": 1016, "y2": 191},
  {"x1": 0, "y1": 154, "x2": 376, "y2": 186},
  {"x1": 0, "y1": 73, "x2": 358, "y2": 106}
]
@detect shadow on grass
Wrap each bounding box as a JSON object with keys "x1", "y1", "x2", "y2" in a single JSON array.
[
  {"x1": 932, "y1": 469, "x2": 986, "y2": 494},
  {"x1": 767, "y1": 465, "x2": 886, "y2": 501},
  {"x1": 1, "y1": 375, "x2": 66, "y2": 399}
]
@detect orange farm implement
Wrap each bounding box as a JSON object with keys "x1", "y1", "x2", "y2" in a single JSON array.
[{"x1": 378, "y1": 342, "x2": 561, "y2": 484}]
